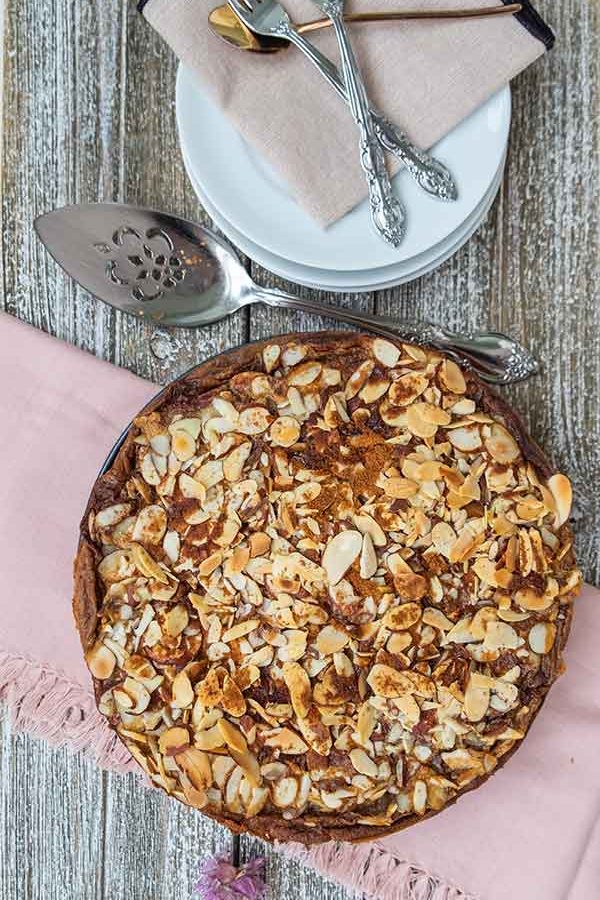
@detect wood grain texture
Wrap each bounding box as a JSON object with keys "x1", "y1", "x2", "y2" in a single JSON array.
[{"x1": 0, "y1": 0, "x2": 598, "y2": 896}]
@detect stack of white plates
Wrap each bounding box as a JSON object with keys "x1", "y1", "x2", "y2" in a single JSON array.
[{"x1": 176, "y1": 66, "x2": 510, "y2": 292}]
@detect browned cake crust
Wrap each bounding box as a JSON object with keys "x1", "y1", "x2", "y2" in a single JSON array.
[{"x1": 73, "y1": 332, "x2": 581, "y2": 845}]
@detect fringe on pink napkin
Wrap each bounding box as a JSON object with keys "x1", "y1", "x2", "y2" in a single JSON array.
[{"x1": 1, "y1": 312, "x2": 599, "y2": 900}]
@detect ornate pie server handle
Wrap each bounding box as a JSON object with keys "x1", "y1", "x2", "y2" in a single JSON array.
[
  {"x1": 310, "y1": 0, "x2": 406, "y2": 245},
  {"x1": 251, "y1": 286, "x2": 539, "y2": 384}
]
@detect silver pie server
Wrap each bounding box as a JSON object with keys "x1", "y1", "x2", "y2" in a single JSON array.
[{"x1": 34, "y1": 203, "x2": 537, "y2": 384}]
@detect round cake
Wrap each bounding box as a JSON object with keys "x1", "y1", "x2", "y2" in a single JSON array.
[{"x1": 73, "y1": 332, "x2": 581, "y2": 844}]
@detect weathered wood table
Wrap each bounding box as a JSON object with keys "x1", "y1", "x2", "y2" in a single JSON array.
[{"x1": 0, "y1": 0, "x2": 598, "y2": 897}]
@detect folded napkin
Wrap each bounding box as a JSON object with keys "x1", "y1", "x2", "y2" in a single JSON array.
[
  {"x1": 140, "y1": 0, "x2": 552, "y2": 226},
  {"x1": 1, "y1": 312, "x2": 598, "y2": 900}
]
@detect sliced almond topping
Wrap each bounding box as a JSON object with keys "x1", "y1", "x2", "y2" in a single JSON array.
[
  {"x1": 218, "y1": 718, "x2": 248, "y2": 754},
  {"x1": 372, "y1": 338, "x2": 401, "y2": 367},
  {"x1": 359, "y1": 532, "x2": 378, "y2": 579},
  {"x1": 222, "y1": 674, "x2": 247, "y2": 717},
  {"x1": 353, "y1": 513, "x2": 386, "y2": 547},
  {"x1": 282, "y1": 661, "x2": 312, "y2": 719},
  {"x1": 130, "y1": 543, "x2": 169, "y2": 584},
  {"x1": 238, "y1": 406, "x2": 272, "y2": 435},
  {"x1": 165, "y1": 604, "x2": 189, "y2": 638},
  {"x1": 316, "y1": 625, "x2": 350, "y2": 656},
  {"x1": 350, "y1": 747, "x2": 378, "y2": 777},
  {"x1": 272, "y1": 776, "x2": 299, "y2": 808},
  {"x1": 288, "y1": 360, "x2": 322, "y2": 386},
  {"x1": 322, "y1": 530, "x2": 362, "y2": 585},
  {"x1": 86, "y1": 642, "x2": 116, "y2": 680},
  {"x1": 485, "y1": 424, "x2": 520, "y2": 464},
  {"x1": 448, "y1": 426, "x2": 482, "y2": 453},
  {"x1": 263, "y1": 727, "x2": 308, "y2": 755},
  {"x1": 547, "y1": 473, "x2": 572, "y2": 528},
  {"x1": 515, "y1": 587, "x2": 554, "y2": 611},
  {"x1": 172, "y1": 671, "x2": 194, "y2": 709},
  {"x1": 158, "y1": 726, "x2": 190, "y2": 756},
  {"x1": 179, "y1": 472, "x2": 206, "y2": 501},
  {"x1": 171, "y1": 428, "x2": 197, "y2": 462},
  {"x1": 132, "y1": 504, "x2": 167, "y2": 545},
  {"x1": 176, "y1": 748, "x2": 212, "y2": 790},
  {"x1": 382, "y1": 477, "x2": 418, "y2": 499},
  {"x1": 383, "y1": 602, "x2": 422, "y2": 631},
  {"x1": 464, "y1": 673, "x2": 490, "y2": 722},
  {"x1": 222, "y1": 619, "x2": 260, "y2": 643},
  {"x1": 439, "y1": 359, "x2": 467, "y2": 394},
  {"x1": 199, "y1": 551, "x2": 223, "y2": 577},
  {"x1": 357, "y1": 701, "x2": 377, "y2": 745},
  {"x1": 413, "y1": 780, "x2": 428, "y2": 815},
  {"x1": 388, "y1": 373, "x2": 428, "y2": 406},
  {"x1": 270, "y1": 416, "x2": 301, "y2": 447},
  {"x1": 223, "y1": 442, "x2": 252, "y2": 481},
  {"x1": 194, "y1": 725, "x2": 225, "y2": 751},
  {"x1": 528, "y1": 622, "x2": 557, "y2": 655},
  {"x1": 263, "y1": 344, "x2": 281, "y2": 373}
]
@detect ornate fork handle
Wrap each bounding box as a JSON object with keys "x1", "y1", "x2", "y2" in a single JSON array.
[
  {"x1": 275, "y1": 23, "x2": 455, "y2": 201},
  {"x1": 372, "y1": 114, "x2": 457, "y2": 200},
  {"x1": 319, "y1": 0, "x2": 405, "y2": 245}
]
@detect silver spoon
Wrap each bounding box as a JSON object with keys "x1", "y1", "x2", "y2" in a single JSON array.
[{"x1": 34, "y1": 203, "x2": 537, "y2": 384}]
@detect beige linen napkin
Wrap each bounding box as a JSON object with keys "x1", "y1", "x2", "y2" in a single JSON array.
[{"x1": 140, "y1": 0, "x2": 551, "y2": 226}]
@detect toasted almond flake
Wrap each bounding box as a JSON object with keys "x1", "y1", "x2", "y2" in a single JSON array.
[
  {"x1": 172, "y1": 671, "x2": 194, "y2": 708},
  {"x1": 382, "y1": 477, "x2": 418, "y2": 499},
  {"x1": 221, "y1": 674, "x2": 247, "y2": 717},
  {"x1": 464, "y1": 673, "x2": 490, "y2": 722},
  {"x1": 528, "y1": 622, "x2": 557, "y2": 654},
  {"x1": 95, "y1": 503, "x2": 131, "y2": 529},
  {"x1": 316, "y1": 625, "x2": 349, "y2": 656},
  {"x1": 272, "y1": 777, "x2": 299, "y2": 808},
  {"x1": 165, "y1": 604, "x2": 189, "y2": 638},
  {"x1": 448, "y1": 426, "x2": 482, "y2": 452},
  {"x1": 270, "y1": 416, "x2": 301, "y2": 448},
  {"x1": 158, "y1": 726, "x2": 190, "y2": 756},
  {"x1": 263, "y1": 344, "x2": 281, "y2": 373},
  {"x1": 413, "y1": 780, "x2": 428, "y2": 815},
  {"x1": 282, "y1": 661, "x2": 312, "y2": 719},
  {"x1": 383, "y1": 602, "x2": 422, "y2": 631},
  {"x1": 86, "y1": 642, "x2": 116, "y2": 680},
  {"x1": 439, "y1": 359, "x2": 467, "y2": 394},
  {"x1": 130, "y1": 543, "x2": 169, "y2": 584},
  {"x1": 515, "y1": 587, "x2": 554, "y2": 611},
  {"x1": 359, "y1": 532, "x2": 378, "y2": 579},
  {"x1": 195, "y1": 725, "x2": 225, "y2": 751},
  {"x1": 356, "y1": 701, "x2": 376, "y2": 745},
  {"x1": 223, "y1": 442, "x2": 252, "y2": 481},
  {"x1": 198, "y1": 551, "x2": 223, "y2": 577},
  {"x1": 263, "y1": 727, "x2": 308, "y2": 754},
  {"x1": 171, "y1": 428, "x2": 197, "y2": 462},
  {"x1": 222, "y1": 619, "x2": 260, "y2": 643},
  {"x1": 350, "y1": 747, "x2": 378, "y2": 777},
  {"x1": 372, "y1": 338, "x2": 401, "y2": 367},
  {"x1": 179, "y1": 472, "x2": 206, "y2": 501},
  {"x1": 163, "y1": 530, "x2": 180, "y2": 563},
  {"x1": 388, "y1": 373, "x2": 428, "y2": 406},
  {"x1": 322, "y1": 530, "x2": 362, "y2": 585},
  {"x1": 288, "y1": 360, "x2": 322, "y2": 386},
  {"x1": 218, "y1": 718, "x2": 248, "y2": 753},
  {"x1": 547, "y1": 473, "x2": 572, "y2": 527},
  {"x1": 140, "y1": 452, "x2": 161, "y2": 485},
  {"x1": 353, "y1": 513, "x2": 386, "y2": 547},
  {"x1": 132, "y1": 505, "x2": 167, "y2": 545},
  {"x1": 238, "y1": 406, "x2": 272, "y2": 435},
  {"x1": 176, "y1": 748, "x2": 212, "y2": 791},
  {"x1": 485, "y1": 424, "x2": 520, "y2": 464}
]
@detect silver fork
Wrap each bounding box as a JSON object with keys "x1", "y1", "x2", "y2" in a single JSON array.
[
  {"x1": 226, "y1": 0, "x2": 457, "y2": 203},
  {"x1": 229, "y1": 0, "x2": 404, "y2": 245}
]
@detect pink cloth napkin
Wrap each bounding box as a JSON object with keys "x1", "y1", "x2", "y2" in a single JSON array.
[{"x1": 1, "y1": 312, "x2": 598, "y2": 900}]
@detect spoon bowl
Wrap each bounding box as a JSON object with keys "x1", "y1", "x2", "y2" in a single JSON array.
[{"x1": 34, "y1": 203, "x2": 538, "y2": 384}]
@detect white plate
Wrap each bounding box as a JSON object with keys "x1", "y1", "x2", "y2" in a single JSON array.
[
  {"x1": 176, "y1": 65, "x2": 510, "y2": 273},
  {"x1": 182, "y1": 146, "x2": 505, "y2": 292}
]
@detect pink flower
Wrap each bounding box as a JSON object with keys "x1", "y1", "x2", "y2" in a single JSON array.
[{"x1": 194, "y1": 855, "x2": 267, "y2": 900}]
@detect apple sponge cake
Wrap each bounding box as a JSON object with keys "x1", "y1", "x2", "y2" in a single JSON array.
[{"x1": 73, "y1": 332, "x2": 581, "y2": 844}]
